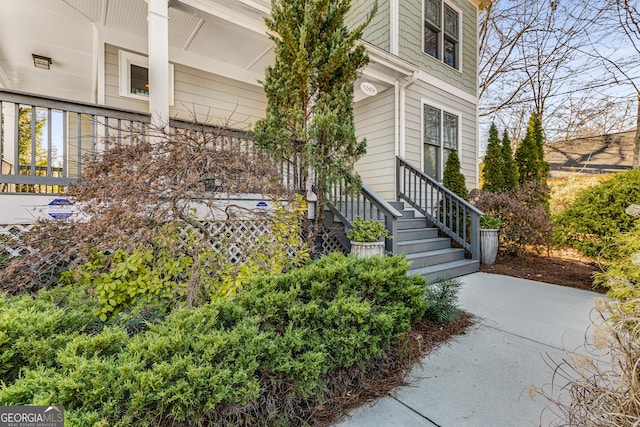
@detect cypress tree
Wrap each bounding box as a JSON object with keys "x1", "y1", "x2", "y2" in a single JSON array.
[
  {"x1": 501, "y1": 129, "x2": 519, "y2": 191},
  {"x1": 515, "y1": 112, "x2": 548, "y2": 184},
  {"x1": 253, "y1": 0, "x2": 377, "y2": 225},
  {"x1": 443, "y1": 150, "x2": 468, "y2": 200},
  {"x1": 515, "y1": 113, "x2": 550, "y2": 212},
  {"x1": 481, "y1": 123, "x2": 504, "y2": 191}
]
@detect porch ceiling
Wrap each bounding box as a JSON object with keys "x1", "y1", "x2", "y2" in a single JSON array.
[
  {"x1": 0, "y1": 0, "x2": 403, "y2": 105},
  {"x1": 0, "y1": 0, "x2": 273, "y2": 103}
]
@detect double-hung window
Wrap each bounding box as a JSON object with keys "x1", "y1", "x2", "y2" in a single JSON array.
[
  {"x1": 423, "y1": 104, "x2": 460, "y2": 181},
  {"x1": 423, "y1": 0, "x2": 460, "y2": 69}
]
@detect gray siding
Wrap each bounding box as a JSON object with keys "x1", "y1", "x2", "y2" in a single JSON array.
[
  {"x1": 404, "y1": 80, "x2": 478, "y2": 190},
  {"x1": 354, "y1": 87, "x2": 396, "y2": 200},
  {"x1": 105, "y1": 45, "x2": 149, "y2": 113},
  {"x1": 348, "y1": 0, "x2": 390, "y2": 51},
  {"x1": 171, "y1": 64, "x2": 266, "y2": 129},
  {"x1": 398, "y1": 0, "x2": 478, "y2": 97},
  {"x1": 104, "y1": 44, "x2": 267, "y2": 129}
]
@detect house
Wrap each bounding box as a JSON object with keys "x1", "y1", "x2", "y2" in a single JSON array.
[
  {"x1": 0, "y1": 0, "x2": 488, "y2": 279},
  {"x1": 544, "y1": 129, "x2": 637, "y2": 176}
]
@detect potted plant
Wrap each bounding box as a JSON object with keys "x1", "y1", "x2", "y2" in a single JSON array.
[
  {"x1": 346, "y1": 216, "x2": 391, "y2": 257},
  {"x1": 480, "y1": 214, "x2": 502, "y2": 265}
]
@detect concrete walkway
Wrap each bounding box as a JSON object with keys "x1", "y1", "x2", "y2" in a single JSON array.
[{"x1": 335, "y1": 272, "x2": 603, "y2": 427}]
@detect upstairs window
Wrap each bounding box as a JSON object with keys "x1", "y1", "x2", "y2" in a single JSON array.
[{"x1": 423, "y1": 1, "x2": 460, "y2": 70}]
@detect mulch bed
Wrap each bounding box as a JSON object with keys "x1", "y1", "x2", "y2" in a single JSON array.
[
  {"x1": 480, "y1": 251, "x2": 608, "y2": 294},
  {"x1": 311, "y1": 312, "x2": 474, "y2": 426}
]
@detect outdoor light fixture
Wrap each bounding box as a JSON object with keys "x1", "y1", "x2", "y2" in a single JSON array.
[{"x1": 32, "y1": 54, "x2": 52, "y2": 70}]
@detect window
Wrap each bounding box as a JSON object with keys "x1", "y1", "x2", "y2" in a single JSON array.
[
  {"x1": 423, "y1": 0, "x2": 460, "y2": 69},
  {"x1": 423, "y1": 103, "x2": 460, "y2": 181},
  {"x1": 118, "y1": 50, "x2": 174, "y2": 104}
]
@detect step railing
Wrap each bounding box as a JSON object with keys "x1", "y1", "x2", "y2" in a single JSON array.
[
  {"x1": 326, "y1": 180, "x2": 403, "y2": 253},
  {"x1": 0, "y1": 89, "x2": 304, "y2": 194},
  {"x1": 397, "y1": 157, "x2": 483, "y2": 260}
]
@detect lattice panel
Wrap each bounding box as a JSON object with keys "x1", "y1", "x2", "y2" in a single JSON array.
[
  {"x1": 0, "y1": 220, "x2": 342, "y2": 262},
  {"x1": 0, "y1": 224, "x2": 36, "y2": 258},
  {"x1": 321, "y1": 233, "x2": 348, "y2": 254},
  {"x1": 177, "y1": 219, "x2": 313, "y2": 266}
]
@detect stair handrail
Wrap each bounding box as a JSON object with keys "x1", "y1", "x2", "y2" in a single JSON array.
[
  {"x1": 326, "y1": 180, "x2": 402, "y2": 253},
  {"x1": 396, "y1": 157, "x2": 483, "y2": 260}
]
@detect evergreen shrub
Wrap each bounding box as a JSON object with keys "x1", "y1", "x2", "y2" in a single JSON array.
[
  {"x1": 482, "y1": 123, "x2": 505, "y2": 192},
  {"x1": 0, "y1": 253, "x2": 429, "y2": 426},
  {"x1": 443, "y1": 151, "x2": 468, "y2": 200},
  {"x1": 553, "y1": 170, "x2": 640, "y2": 258}
]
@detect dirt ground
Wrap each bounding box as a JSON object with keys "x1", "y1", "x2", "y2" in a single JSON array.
[{"x1": 480, "y1": 248, "x2": 607, "y2": 294}]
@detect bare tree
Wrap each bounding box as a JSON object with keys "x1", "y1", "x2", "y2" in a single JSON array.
[
  {"x1": 615, "y1": 0, "x2": 640, "y2": 168},
  {"x1": 478, "y1": 0, "x2": 637, "y2": 147}
]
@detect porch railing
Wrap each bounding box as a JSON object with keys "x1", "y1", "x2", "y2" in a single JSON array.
[
  {"x1": 326, "y1": 180, "x2": 403, "y2": 253},
  {"x1": 397, "y1": 157, "x2": 483, "y2": 260},
  {"x1": 0, "y1": 88, "x2": 149, "y2": 193},
  {"x1": 0, "y1": 89, "x2": 303, "y2": 194}
]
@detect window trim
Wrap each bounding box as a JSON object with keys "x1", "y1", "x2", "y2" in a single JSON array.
[
  {"x1": 118, "y1": 50, "x2": 175, "y2": 105},
  {"x1": 421, "y1": 0, "x2": 463, "y2": 72},
  {"x1": 420, "y1": 99, "x2": 463, "y2": 181}
]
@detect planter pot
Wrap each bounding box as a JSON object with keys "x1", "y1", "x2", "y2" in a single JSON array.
[
  {"x1": 480, "y1": 228, "x2": 499, "y2": 265},
  {"x1": 350, "y1": 240, "x2": 385, "y2": 257}
]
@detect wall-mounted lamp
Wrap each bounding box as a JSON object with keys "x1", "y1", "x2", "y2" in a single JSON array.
[{"x1": 32, "y1": 54, "x2": 52, "y2": 70}]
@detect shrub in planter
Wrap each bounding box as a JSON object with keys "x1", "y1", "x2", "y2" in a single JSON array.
[
  {"x1": 346, "y1": 216, "x2": 390, "y2": 242},
  {"x1": 346, "y1": 216, "x2": 391, "y2": 257},
  {"x1": 480, "y1": 215, "x2": 502, "y2": 229},
  {"x1": 479, "y1": 215, "x2": 501, "y2": 265}
]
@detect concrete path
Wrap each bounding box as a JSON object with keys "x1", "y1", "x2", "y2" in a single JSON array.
[{"x1": 335, "y1": 272, "x2": 603, "y2": 427}]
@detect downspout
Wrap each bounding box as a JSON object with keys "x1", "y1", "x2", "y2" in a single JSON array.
[
  {"x1": 398, "y1": 72, "x2": 418, "y2": 159},
  {"x1": 395, "y1": 71, "x2": 418, "y2": 199}
]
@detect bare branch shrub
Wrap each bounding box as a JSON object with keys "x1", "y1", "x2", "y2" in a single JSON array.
[
  {"x1": 470, "y1": 181, "x2": 552, "y2": 254},
  {"x1": 537, "y1": 298, "x2": 640, "y2": 426},
  {"x1": 0, "y1": 122, "x2": 306, "y2": 299}
]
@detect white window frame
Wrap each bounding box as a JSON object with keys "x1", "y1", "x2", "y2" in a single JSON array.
[
  {"x1": 420, "y1": 99, "x2": 463, "y2": 182},
  {"x1": 118, "y1": 50, "x2": 174, "y2": 105},
  {"x1": 422, "y1": 0, "x2": 463, "y2": 72}
]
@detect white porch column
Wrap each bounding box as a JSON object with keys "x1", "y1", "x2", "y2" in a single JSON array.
[
  {"x1": 2, "y1": 103, "x2": 17, "y2": 192},
  {"x1": 147, "y1": 0, "x2": 170, "y2": 128}
]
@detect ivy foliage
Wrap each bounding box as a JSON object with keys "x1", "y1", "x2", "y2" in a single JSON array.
[{"x1": 0, "y1": 253, "x2": 429, "y2": 426}]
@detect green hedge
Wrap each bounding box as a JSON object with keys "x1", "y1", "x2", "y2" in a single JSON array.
[
  {"x1": 553, "y1": 170, "x2": 640, "y2": 258},
  {"x1": 0, "y1": 253, "x2": 428, "y2": 426}
]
